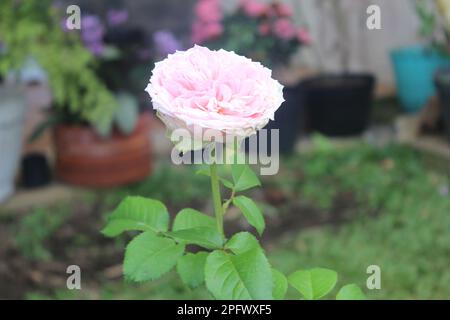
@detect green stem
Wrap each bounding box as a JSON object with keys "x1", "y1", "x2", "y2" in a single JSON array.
[
  {"x1": 222, "y1": 190, "x2": 235, "y2": 212},
  {"x1": 210, "y1": 162, "x2": 224, "y2": 239}
]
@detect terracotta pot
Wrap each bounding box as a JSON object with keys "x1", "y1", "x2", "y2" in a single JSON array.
[{"x1": 54, "y1": 113, "x2": 152, "y2": 187}]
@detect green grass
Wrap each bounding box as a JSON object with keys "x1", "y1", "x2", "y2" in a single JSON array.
[
  {"x1": 16, "y1": 205, "x2": 71, "y2": 261},
  {"x1": 26, "y1": 274, "x2": 212, "y2": 300},
  {"x1": 103, "y1": 163, "x2": 212, "y2": 208},
  {"x1": 269, "y1": 141, "x2": 450, "y2": 299}
]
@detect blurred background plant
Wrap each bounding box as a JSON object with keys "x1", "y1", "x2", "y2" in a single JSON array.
[
  {"x1": 415, "y1": 0, "x2": 450, "y2": 56},
  {"x1": 75, "y1": 6, "x2": 155, "y2": 136},
  {"x1": 0, "y1": 0, "x2": 117, "y2": 133},
  {"x1": 192, "y1": 0, "x2": 310, "y2": 67}
]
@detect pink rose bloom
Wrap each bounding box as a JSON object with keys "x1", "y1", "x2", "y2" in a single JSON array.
[
  {"x1": 240, "y1": 0, "x2": 268, "y2": 17},
  {"x1": 195, "y1": 0, "x2": 222, "y2": 22},
  {"x1": 297, "y1": 28, "x2": 311, "y2": 44},
  {"x1": 273, "y1": 18, "x2": 296, "y2": 40},
  {"x1": 146, "y1": 45, "x2": 284, "y2": 148}
]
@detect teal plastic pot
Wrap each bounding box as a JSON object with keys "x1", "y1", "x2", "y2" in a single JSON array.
[{"x1": 391, "y1": 46, "x2": 450, "y2": 112}]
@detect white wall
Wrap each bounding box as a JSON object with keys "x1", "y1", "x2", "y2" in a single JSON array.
[{"x1": 295, "y1": 0, "x2": 421, "y2": 84}]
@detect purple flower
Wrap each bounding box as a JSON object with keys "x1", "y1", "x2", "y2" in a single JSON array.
[
  {"x1": 107, "y1": 9, "x2": 129, "y2": 27},
  {"x1": 80, "y1": 15, "x2": 105, "y2": 56},
  {"x1": 153, "y1": 30, "x2": 182, "y2": 57},
  {"x1": 60, "y1": 18, "x2": 70, "y2": 32},
  {"x1": 82, "y1": 15, "x2": 103, "y2": 30},
  {"x1": 87, "y1": 42, "x2": 105, "y2": 56}
]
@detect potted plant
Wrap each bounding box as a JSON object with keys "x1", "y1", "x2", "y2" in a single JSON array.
[
  {"x1": 1, "y1": 1, "x2": 153, "y2": 188},
  {"x1": 54, "y1": 9, "x2": 155, "y2": 187},
  {"x1": 303, "y1": 0, "x2": 375, "y2": 137},
  {"x1": 191, "y1": 0, "x2": 310, "y2": 153},
  {"x1": 391, "y1": 0, "x2": 450, "y2": 113}
]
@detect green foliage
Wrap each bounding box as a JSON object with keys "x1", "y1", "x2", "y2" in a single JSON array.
[
  {"x1": 172, "y1": 208, "x2": 215, "y2": 231},
  {"x1": 272, "y1": 269, "x2": 288, "y2": 300},
  {"x1": 0, "y1": 0, "x2": 117, "y2": 128},
  {"x1": 225, "y1": 232, "x2": 260, "y2": 254},
  {"x1": 336, "y1": 284, "x2": 366, "y2": 300},
  {"x1": 124, "y1": 231, "x2": 184, "y2": 282},
  {"x1": 177, "y1": 252, "x2": 209, "y2": 289},
  {"x1": 231, "y1": 165, "x2": 261, "y2": 192},
  {"x1": 103, "y1": 161, "x2": 364, "y2": 300},
  {"x1": 416, "y1": 0, "x2": 436, "y2": 38},
  {"x1": 96, "y1": 92, "x2": 139, "y2": 137},
  {"x1": 102, "y1": 197, "x2": 169, "y2": 237},
  {"x1": 204, "y1": 247, "x2": 273, "y2": 300},
  {"x1": 414, "y1": 0, "x2": 450, "y2": 57},
  {"x1": 288, "y1": 268, "x2": 338, "y2": 300},
  {"x1": 232, "y1": 195, "x2": 265, "y2": 235},
  {"x1": 168, "y1": 227, "x2": 224, "y2": 250},
  {"x1": 16, "y1": 206, "x2": 69, "y2": 261},
  {"x1": 114, "y1": 93, "x2": 139, "y2": 135}
]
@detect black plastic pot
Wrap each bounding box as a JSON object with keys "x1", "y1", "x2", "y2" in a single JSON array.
[
  {"x1": 244, "y1": 82, "x2": 304, "y2": 155},
  {"x1": 21, "y1": 153, "x2": 51, "y2": 188},
  {"x1": 435, "y1": 68, "x2": 450, "y2": 142},
  {"x1": 303, "y1": 74, "x2": 375, "y2": 136}
]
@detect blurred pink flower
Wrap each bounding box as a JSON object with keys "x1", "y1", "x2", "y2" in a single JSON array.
[
  {"x1": 192, "y1": 21, "x2": 222, "y2": 44},
  {"x1": 192, "y1": 0, "x2": 223, "y2": 44},
  {"x1": 273, "y1": 18, "x2": 296, "y2": 40},
  {"x1": 195, "y1": 0, "x2": 222, "y2": 22},
  {"x1": 205, "y1": 22, "x2": 224, "y2": 38},
  {"x1": 297, "y1": 27, "x2": 311, "y2": 44},
  {"x1": 276, "y1": 3, "x2": 294, "y2": 17},
  {"x1": 192, "y1": 21, "x2": 223, "y2": 44},
  {"x1": 192, "y1": 21, "x2": 206, "y2": 44},
  {"x1": 240, "y1": 0, "x2": 268, "y2": 17},
  {"x1": 259, "y1": 23, "x2": 270, "y2": 36}
]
